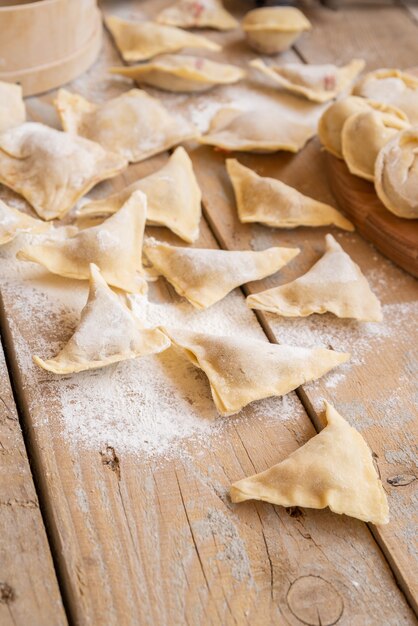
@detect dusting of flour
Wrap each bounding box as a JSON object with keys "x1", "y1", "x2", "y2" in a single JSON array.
[{"x1": 0, "y1": 233, "x2": 298, "y2": 459}]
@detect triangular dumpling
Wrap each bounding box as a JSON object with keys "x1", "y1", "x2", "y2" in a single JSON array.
[
  {"x1": 161, "y1": 328, "x2": 350, "y2": 416},
  {"x1": 247, "y1": 234, "x2": 382, "y2": 322},
  {"x1": 231, "y1": 400, "x2": 389, "y2": 525},
  {"x1": 110, "y1": 55, "x2": 244, "y2": 93},
  {"x1": 17, "y1": 191, "x2": 148, "y2": 294},
  {"x1": 105, "y1": 14, "x2": 221, "y2": 62},
  {"x1": 78, "y1": 147, "x2": 202, "y2": 243},
  {"x1": 144, "y1": 238, "x2": 300, "y2": 309},
  {"x1": 34, "y1": 264, "x2": 170, "y2": 374},
  {"x1": 227, "y1": 159, "x2": 354, "y2": 230},
  {"x1": 318, "y1": 96, "x2": 408, "y2": 159},
  {"x1": 341, "y1": 110, "x2": 409, "y2": 182},
  {"x1": 353, "y1": 68, "x2": 418, "y2": 125},
  {"x1": 0, "y1": 199, "x2": 50, "y2": 245},
  {"x1": 0, "y1": 81, "x2": 26, "y2": 132},
  {"x1": 200, "y1": 106, "x2": 316, "y2": 153},
  {"x1": 250, "y1": 59, "x2": 365, "y2": 103},
  {"x1": 55, "y1": 88, "x2": 197, "y2": 164},
  {"x1": 0, "y1": 122, "x2": 127, "y2": 220},
  {"x1": 156, "y1": 0, "x2": 238, "y2": 31}
]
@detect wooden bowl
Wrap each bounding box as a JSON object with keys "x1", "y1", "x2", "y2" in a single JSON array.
[
  {"x1": 0, "y1": 0, "x2": 102, "y2": 96},
  {"x1": 327, "y1": 153, "x2": 418, "y2": 278}
]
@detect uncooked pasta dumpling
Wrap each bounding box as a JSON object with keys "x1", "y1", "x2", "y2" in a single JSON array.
[
  {"x1": 353, "y1": 69, "x2": 418, "y2": 124},
  {"x1": 110, "y1": 55, "x2": 245, "y2": 93},
  {"x1": 341, "y1": 110, "x2": 409, "y2": 181},
  {"x1": 105, "y1": 14, "x2": 221, "y2": 62},
  {"x1": 0, "y1": 123, "x2": 127, "y2": 221},
  {"x1": 0, "y1": 199, "x2": 50, "y2": 245},
  {"x1": 318, "y1": 96, "x2": 407, "y2": 159},
  {"x1": 156, "y1": 0, "x2": 238, "y2": 31},
  {"x1": 55, "y1": 88, "x2": 197, "y2": 163},
  {"x1": 200, "y1": 106, "x2": 316, "y2": 153},
  {"x1": 226, "y1": 159, "x2": 353, "y2": 230},
  {"x1": 79, "y1": 147, "x2": 202, "y2": 243},
  {"x1": 374, "y1": 127, "x2": 418, "y2": 219},
  {"x1": 144, "y1": 238, "x2": 299, "y2": 309},
  {"x1": 231, "y1": 401, "x2": 389, "y2": 525},
  {"x1": 161, "y1": 328, "x2": 350, "y2": 416},
  {"x1": 242, "y1": 7, "x2": 311, "y2": 55},
  {"x1": 250, "y1": 59, "x2": 365, "y2": 103},
  {"x1": 34, "y1": 264, "x2": 170, "y2": 375},
  {"x1": 17, "y1": 191, "x2": 148, "y2": 293},
  {"x1": 0, "y1": 81, "x2": 26, "y2": 132},
  {"x1": 247, "y1": 234, "x2": 383, "y2": 322}
]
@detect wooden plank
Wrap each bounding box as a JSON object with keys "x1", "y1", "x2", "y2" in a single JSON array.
[
  {"x1": 185, "y1": 2, "x2": 418, "y2": 610},
  {"x1": 0, "y1": 339, "x2": 66, "y2": 625},
  {"x1": 294, "y1": 4, "x2": 418, "y2": 70},
  {"x1": 0, "y1": 4, "x2": 415, "y2": 624},
  {"x1": 191, "y1": 138, "x2": 418, "y2": 613}
]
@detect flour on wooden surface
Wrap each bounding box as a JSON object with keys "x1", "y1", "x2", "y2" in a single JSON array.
[{"x1": 0, "y1": 233, "x2": 298, "y2": 458}]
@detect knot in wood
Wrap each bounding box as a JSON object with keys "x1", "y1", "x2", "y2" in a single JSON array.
[
  {"x1": 0, "y1": 582, "x2": 15, "y2": 604},
  {"x1": 100, "y1": 445, "x2": 121, "y2": 480},
  {"x1": 286, "y1": 575, "x2": 344, "y2": 625}
]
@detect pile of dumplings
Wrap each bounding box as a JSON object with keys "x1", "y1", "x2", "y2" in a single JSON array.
[
  {"x1": 0, "y1": 0, "x2": 399, "y2": 527},
  {"x1": 319, "y1": 69, "x2": 418, "y2": 219}
]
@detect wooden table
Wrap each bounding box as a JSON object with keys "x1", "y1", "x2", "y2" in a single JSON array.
[{"x1": 1, "y1": 1, "x2": 417, "y2": 624}]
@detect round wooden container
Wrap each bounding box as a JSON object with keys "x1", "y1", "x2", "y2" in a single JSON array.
[{"x1": 0, "y1": 0, "x2": 102, "y2": 96}]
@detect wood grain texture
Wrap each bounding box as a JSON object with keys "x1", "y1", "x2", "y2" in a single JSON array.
[
  {"x1": 0, "y1": 340, "x2": 66, "y2": 626},
  {"x1": 0, "y1": 2, "x2": 416, "y2": 624},
  {"x1": 327, "y1": 154, "x2": 418, "y2": 278}
]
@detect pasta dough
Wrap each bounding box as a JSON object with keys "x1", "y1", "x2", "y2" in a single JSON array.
[
  {"x1": 231, "y1": 400, "x2": 389, "y2": 525},
  {"x1": 0, "y1": 122, "x2": 127, "y2": 221},
  {"x1": 17, "y1": 191, "x2": 148, "y2": 294},
  {"x1": 250, "y1": 59, "x2": 365, "y2": 103},
  {"x1": 200, "y1": 106, "x2": 316, "y2": 153},
  {"x1": 227, "y1": 159, "x2": 354, "y2": 230},
  {"x1": 247, "y1": 234, "x2": 383, "y2": 322},
  {"x1": 144, "y1": 238, "x2": 299, "y2": 309},
  {"x1": 156, "y1": 0, "x2": 238, "y2": 31},
  {"x1": 55, "y1": 88, "x2": 197, "y2": 163},
  {"x1": 318, "y1": 96, "x2": 407, "y2": 159},
  {"x1": 0, "y1": 200, "x2": 50, "y2": 245},
  {"x1": 242, "y1": 7, "x2": 311, "y2": 54},
  {"x1": 105, "y1": 14, "x2": 221, "y2": 62},
  {"x1": 0, "y1": 81, "x2": 26, "y2": 132},
  {"x1": 374, "y1": 128, "x2": 418, "y2": 219},
  {"x1": 34, "y1": 264, "x2": 170, "y2": 374},
  {"x1": 341, "y1": 110, "x2": 409, "y2": 181},
  {"x1": 78, "y1": 147, "x2": 202, "y2": 243},
  {"x1": 353, "y1": 69, "x2": 418, "y2": 124},
  {"x1": 110, "y1": 55, "x2": 244, "y2": 93},
  {"x1": 161, "y1": 328, "x2": 350, "y2": 416}
]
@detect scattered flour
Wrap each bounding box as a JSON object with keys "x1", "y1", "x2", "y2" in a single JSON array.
[
  {"x1": 0, "y1": 231, "x2": 299, "y2": 459},
  {"x1": 1, "y1": 222, "x2": 416, "y2": 459}
]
